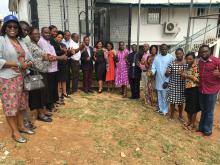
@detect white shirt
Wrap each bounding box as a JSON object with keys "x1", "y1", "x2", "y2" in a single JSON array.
[
  {"x1": 71, "y1": 40, "x2": 81, "y2": 61},
  {"x1": 62, "y1": 38, "x2": 74, "y2": 49}
]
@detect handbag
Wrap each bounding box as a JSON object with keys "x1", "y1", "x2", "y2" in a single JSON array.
[
  {"x1": 23, "y1": 68, "x2": 45, "y2": 91},
  {"x1": 162, "y1": 82, "x2": 169, "y2": 89}
]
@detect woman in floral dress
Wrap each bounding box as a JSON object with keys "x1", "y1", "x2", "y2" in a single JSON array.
[{"x1": 145, "y1": 45, "x2": 158, "y2": 107}]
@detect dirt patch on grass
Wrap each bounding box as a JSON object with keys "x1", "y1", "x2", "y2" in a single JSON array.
[{"x1": 0, "y1": 91, "x2": 220, "y2": 165}]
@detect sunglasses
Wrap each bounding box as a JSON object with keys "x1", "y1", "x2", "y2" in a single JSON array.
[{"x1": 6, "y1": 25, "x2": 18, "y2": 29}]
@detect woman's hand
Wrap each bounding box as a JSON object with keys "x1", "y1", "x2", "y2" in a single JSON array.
[{"x1": 48, "y1": 55, "x2": 57, "y2": 62}]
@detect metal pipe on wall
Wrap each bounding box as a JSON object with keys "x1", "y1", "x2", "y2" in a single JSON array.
[
  {"x1": 128, "y1": 4, "x2": 132, "y2": 51},
  {"x1": 48, "y1": 0, "x2": 51, "y2": 25},
  {"x1": 137, "y1": 0, "x2": 141, "y2": 51},
  {"x1": 66, "y1": 0, "x2": 70, "y2": 30},
  {"x1": 85, "y1": 0, "x2": 89, "y2": 36},
  {"x1": 77, "y1": 0, "x2": 80, "y2": 38},
  {"x1": 63, "y1": 0, "x2": 66, "y2": 30},
  {"x1": 185, "y1": 0, "x2": 193, "y2": 53},
  {"x1": 59, "y1": 0, "x2": 64, "y2": 31}
]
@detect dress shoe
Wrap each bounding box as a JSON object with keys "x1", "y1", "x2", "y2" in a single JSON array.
[
  {"x1": 38, "y1": 114, "x2": 53, "y2": 122},
  {"x1": 19, "y1": 129, "x2": 35, "y2": 135},
  {"x1": 12, "y1": 134, "x2": 27, "y2": 143},
  {"x1": 88, "y1": 89, "x2": 94, "y2": 93},
  {"x1": 44, "y1": 112, "x2": 53, "y2": 117},
  {"x1": 62, "y1": 93, "x2": 71, "y2": 98}
]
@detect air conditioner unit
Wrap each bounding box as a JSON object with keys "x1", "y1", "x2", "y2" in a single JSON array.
[{"x1": 164, "y1": 22, "x2": 177, "y2": 34}]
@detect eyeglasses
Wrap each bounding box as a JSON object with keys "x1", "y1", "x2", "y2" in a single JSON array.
[{"x1": 6, "y1": 25, "x2": 18, "y2": 29}]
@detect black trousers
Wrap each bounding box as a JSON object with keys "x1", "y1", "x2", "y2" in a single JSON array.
[
  {"x1": 47, "y1": 72, "x2": 59, "y2": 109},
  {"x1": 66, "y1": 59, "x2": 72, "y2": 94},
  {"x1": 129, "y1": 78, "x2": 140, "y2": 99},
  {"x1": 82, "y1": 68, "x2": 93, "y2": 91},
  {"x1": 70, "y1": 60, "x2": 80, "y2": 93}
]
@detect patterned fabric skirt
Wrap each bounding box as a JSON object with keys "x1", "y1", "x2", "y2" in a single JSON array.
[
  {"x1": 115, "y1": 62, "x2": 129, "y2": 86},
  {"x1": 0, "y1": 75, "x2": 29, "y2": 116},
  {"x1": 167, "y1": 81, "x2": 185, "y2": 104}
]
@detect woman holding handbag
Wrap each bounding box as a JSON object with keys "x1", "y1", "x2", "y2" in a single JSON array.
[
  {"x1": 0, "y1": 15, "x2": 34, "y2": 143},
  {"x1": 27, "y1": 27, "x2": 55, "y2": 123}
]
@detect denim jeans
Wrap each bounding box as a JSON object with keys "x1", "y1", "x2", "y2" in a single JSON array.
[
  {"x1": 199, "y1": 92, "x2": 218, "y2": 134},
  {"x1": 157, "y1": 90, "x2": 169, "y2": 114}
]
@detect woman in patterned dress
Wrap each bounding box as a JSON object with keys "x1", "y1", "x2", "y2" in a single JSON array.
[
  {"x1": 0, "y1": 15, "x2": 34, "y2": 143},
  {"x1": 180, "y1": 52, "x2": 200, "y2": 131},
  {"x1": 165, "y1": 48, "x2": 186, "y2": 120},
  {"x1": 105, "y1": 41, "x2": 116, "y2": 92},
  {"x1": 145, "y1": 45, "x2": 158, "y2": 107},
  {"x1": 115, "y1": 41, "x2": 129, "y2": 97}
]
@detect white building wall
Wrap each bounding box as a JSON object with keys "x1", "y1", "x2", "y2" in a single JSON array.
[
  {"x1": 17, "y1": 0, "x2": 30, "y2": 22},
  {"x1": 110, "y1": 6, "x2": 129, "y2": 44},
  {"x1": 130, "y1": 7, "x2": 218, "y2": 45},
  {"x1": 37, "y1": 0, "x2": 91, "y2": 34}
]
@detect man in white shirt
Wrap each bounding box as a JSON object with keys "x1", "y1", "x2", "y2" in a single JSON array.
[
  {"x1": 70, "y1": 33, "x2": 82, "y2": 93},
  {"x1": 62, "y1": 30, "x2": 74, "y2": 94}
]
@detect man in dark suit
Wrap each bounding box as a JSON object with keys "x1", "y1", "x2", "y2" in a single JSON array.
[
  {"x1": 81, "y1": 36, "x2": 94, "y2": 93},
  {"x1": 127, "y1": 44, "x2": 142, "y2": 99}
]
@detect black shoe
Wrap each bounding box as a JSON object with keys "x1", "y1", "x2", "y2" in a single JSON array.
[
  {"x1": 88, "y1": 89, "x2": 94, "y2": 93},
  {"x1": 203, "y1": 132, "x2": 212, "y2": 137},
  {"x1": 38, "y1": 114, "x2": 52, "y2": 122},
  {"x1": 129, "y1": 97, "x2": 135, "y2": 99},
  {"x1": 62, "y1": 93, "x2": 71, "y2": 98},
  {"x1": 44, "y1": 112, "x2": 53, "y2": 117},
  {"x1": 83, "y1": 90, "x2": 89, "y2": 93}
]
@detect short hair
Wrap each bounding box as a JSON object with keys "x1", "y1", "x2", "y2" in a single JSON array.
[
  {"x1": 83, "y1": 36, "x2": 90, "y2": 41},
  {"x1": 119, "y1": 41, "x2": 124, "y2": 45},
  {"x1": 160, "y1": 44, "x2": 168, "y2": 49},
  {"x1": 95, "y1": 40, "x2": 104, "y2": 48},
  {"x1": 29, "y1": 26, "x2": 39, "y2": 35},
  {"x1": 105, "y1": 41, "x2": 114, "y2": 49},
  {"x1": 199, "y1": 44, "x2": 210, "y2": 51},
  {"x1": 49, "y1": 25, "x2": 57, "y2": 31},
  {"x1": 41, "y1": 27, "x2": 49, "y2": 33},
  {"x1": 1, "y1": 21, "x2": 23, "y2": 38},
  {"x1": 56, "y1": 31, "x2": 64, "y2": 37},
  {"x1": 185, "y1": 51, "x2": 196, "y2": 59},
  {"x1": 19, "y1": 21, "x2": 30, "y2": 27},
  {"x1": 64, "y1": 30, "x2": 70, "y2": 35},
  {"x1": 175, "y1": 47, "x2": 184, "y2": 54},
  {"x1": 71, "y1": 33, "x2": 77, "y2": 38},
  {"x1": 149, "y1": 45, "x2": 158, "y2": 54}
]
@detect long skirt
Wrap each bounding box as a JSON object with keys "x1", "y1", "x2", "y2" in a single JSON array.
[
  {"x1": 185, "y1": 87, "x2": 201, "y2": 115},
  {"x1": 29, "y1": 73, "x2": 49, "y2": 110},
  {"x1": 0, "y1": 75, "x2": 29, "y2": 116}
]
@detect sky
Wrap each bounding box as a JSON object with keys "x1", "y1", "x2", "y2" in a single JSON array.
[{"x1": 0, "y1": 0, "x2": 10, "y2": 18}]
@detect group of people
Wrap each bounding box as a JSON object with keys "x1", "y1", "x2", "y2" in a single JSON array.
[{"x1": 0, "y1": 14, "x2": 220, "y2": 143}]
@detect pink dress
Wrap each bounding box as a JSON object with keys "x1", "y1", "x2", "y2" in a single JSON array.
[{"x1": 115, "y1": 49, "x2": 129, "y2": 86}]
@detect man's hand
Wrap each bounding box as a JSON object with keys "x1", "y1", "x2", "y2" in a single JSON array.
[
  {"x1": 213, "y1": 69, "x2": 220, "y2": 76},
  {"x1": 61, "y1": 55, "x2": 68, "y2": 61}
]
